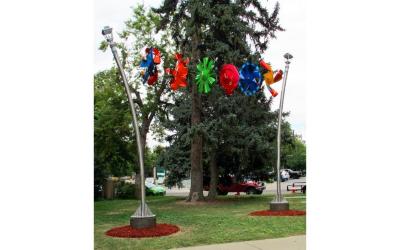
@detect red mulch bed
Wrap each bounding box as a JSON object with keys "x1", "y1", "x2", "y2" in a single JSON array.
[
  {"x1": 249, "y1": 210, "x2": 306, "y2": 216},
  {"x1": 105, "y1": 223, "x2": 180, "y2": 238}
]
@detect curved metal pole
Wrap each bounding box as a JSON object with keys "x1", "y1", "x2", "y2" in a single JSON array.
[
  {"x1": 111, "y1": 46, "x2": 146, "y2": 214},
  {"x1": 275, "y1": 53, "x2": 292, "y2": 202},
  {"x1": 102, "y1": 28, "x2": 146, "y2": 215}
]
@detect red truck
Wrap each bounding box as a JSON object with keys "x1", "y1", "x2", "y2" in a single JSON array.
[{"x1": 204, "y1": 175, "x2": 265, "y2": 195}]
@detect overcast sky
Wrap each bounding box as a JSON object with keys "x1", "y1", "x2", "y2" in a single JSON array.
[{"x1": 94, "y1": 0, "x2": 306, "y2": 146}]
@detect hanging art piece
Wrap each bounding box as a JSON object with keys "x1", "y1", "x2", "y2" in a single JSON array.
[
  {"x1": 165, "y1": 53, "x2": 190, "y2": 91},
  {"x1": 219, "y1": 64, "x2": 239, "y2": 95},
  {"x1": 139, "y1": 47, "x2": 161, "y2": 85},
  {"x1": 136, "y1": 46, "x2": 284, "y2": 97},
  {"x1": 259, "y1": 60, "x2": 283, "y2": 97},
  {"x1": 195, "y1": 57, "x2": 216, "y2": 94},
  {"x1": 239, "y1": 62, "x2": 262, "y2": 96}
]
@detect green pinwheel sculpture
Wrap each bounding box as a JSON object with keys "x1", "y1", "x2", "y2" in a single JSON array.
[{"x1": 195, "y1": 57, "x2": 216, "y2": 94}]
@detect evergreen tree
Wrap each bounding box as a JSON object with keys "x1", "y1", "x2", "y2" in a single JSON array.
[{"x1": 154, "y1": 0, "x2": 284, "y2": 201}]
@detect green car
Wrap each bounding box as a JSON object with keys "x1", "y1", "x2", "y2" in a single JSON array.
[{"x1": 145, "y1": 182, "x2": 166, "y2": 196}]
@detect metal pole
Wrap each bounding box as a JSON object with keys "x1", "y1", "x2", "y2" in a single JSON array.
[
  {"x1": 108, "y1": 44, "x2": 146, "y2": 214},
  {"x1": 270, "y1": 53, "x2": 292, "y2": 211},
  {"x1": 102, "y1": 27, "x2": 155, "y2": 228},
  {"x1": 275, "y1": 58, "x2": 290, "y2": 202}
]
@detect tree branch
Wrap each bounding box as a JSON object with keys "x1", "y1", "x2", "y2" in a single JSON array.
[
  {"x1": 159, "y1": 100, "x2": 174, "y2": 106},
  {"x1": 129, "y1": 86, "x2": 144, "y2": 108},
  {"x1": 146, "y1": 78, "x2": 168, "y2": 122}
]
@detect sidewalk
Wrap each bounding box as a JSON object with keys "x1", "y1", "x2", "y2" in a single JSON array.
[{"x1": 172, "y1": 235, "x2": 305, "y2": 250}]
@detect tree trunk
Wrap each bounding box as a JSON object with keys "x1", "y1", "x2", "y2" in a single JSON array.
[
  {"x1": 140, "y1": 130, "x2": 147, "y2": 163},
  {"x1": 208, "y1": 151, "x2": 218, "y2": 200},
  {"x1": 188, "y1": 132, "x2": 204, "y2": 202},
  {"x1": 187, "y1": 31, "x2": 205, "y2": 202},
  {"x1": 130, "y1": 77, "x2": 166, "y2": 199}
]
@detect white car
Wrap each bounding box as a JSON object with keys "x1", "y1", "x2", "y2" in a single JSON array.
[
  {"x1": 145, "y1": 177, "x2": 155, "y2": 184},
  {"x1": 280, "y1": 170, "x2": 290, "y2": 182}
]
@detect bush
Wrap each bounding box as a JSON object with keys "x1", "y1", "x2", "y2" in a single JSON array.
[
  {"x1": 266, "y1": 177, "x2": 274, "y2": 183},
  {"x1": 116, "y1": 181, "x2": 136, "y2": 199}
]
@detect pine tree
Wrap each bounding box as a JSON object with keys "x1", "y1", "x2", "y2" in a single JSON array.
[{"x1": 154, "y1": 0, "x2": 283, "y2": 201}]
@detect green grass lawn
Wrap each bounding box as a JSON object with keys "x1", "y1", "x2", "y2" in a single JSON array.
[{"x1": 94, "y1": 194, "x2": 306, "y2": 250}]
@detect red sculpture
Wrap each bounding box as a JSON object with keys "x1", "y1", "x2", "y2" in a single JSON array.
[
  {"x1": 165, "y1": 53, "x2": 189, "y2": 91},
  {"x1": 219, "y1": 64, "x2": 239, "y2": 95}
]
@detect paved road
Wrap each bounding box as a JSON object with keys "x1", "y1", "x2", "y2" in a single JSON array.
[
  {"x1": 165, "y1": 177, "x2": 306, "y2": 197},
  {"x1": 264, "y1": 177, "x2": 306, "y2": 195},
  {"x1": 172, "y1": 235, "x2": 306, "y2": 250}
]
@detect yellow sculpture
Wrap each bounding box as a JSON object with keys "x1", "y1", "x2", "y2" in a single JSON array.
[{"x1": 259, "y1": 60, "x2": 283, "y2": 97}]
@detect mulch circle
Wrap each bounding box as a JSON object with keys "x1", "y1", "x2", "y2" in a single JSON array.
[
  {"x1": 249, "y1": 210, "x2": 306, "y2": 216},
  {"x1": 105, "y1": 223, "x2": 180, "y2": 238}
]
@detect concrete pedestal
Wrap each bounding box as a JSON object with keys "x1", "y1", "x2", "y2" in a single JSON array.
[
  {"x1": 130, "y1": 215, "x2": 156, "y2": 229},
  {"x1": 270, "y1": 200, "x2": 289, "y2": 211}
]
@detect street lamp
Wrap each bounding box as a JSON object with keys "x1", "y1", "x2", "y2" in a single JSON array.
[
  {"x1": 102, "y1": 26, "x2": 156, "y2": 228},
  {"x1": 270, "y1": 53, "x2": 293, "y2": 211}
]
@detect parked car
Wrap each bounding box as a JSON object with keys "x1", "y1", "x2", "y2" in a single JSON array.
[
  {"x1": 145, "y1": 182, "x2": 166, "y2": 196},
  {"x1": 145, "y1": 177, "x2": 155, "y2": 183},
  {"x1": 282, "y1": 169, "x2": 302, "y2": 179},
  {"x1": 203, "y1": 175, "x2": 265, "y2": 195},
  {"x1": 268, "y1": 170, "x2": 290, "y2": 182},
  {"x1": 281, "y1": 169, "x2": 290, "y2": 182}
]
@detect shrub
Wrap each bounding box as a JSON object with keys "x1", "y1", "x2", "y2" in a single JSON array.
[{"x1": 116, "y1": 181, "x2": 136, "y2": 199}]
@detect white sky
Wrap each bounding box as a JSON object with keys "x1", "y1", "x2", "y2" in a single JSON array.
[{"x1": 94, "y1": 0, "x2": 306, "y2": 145}]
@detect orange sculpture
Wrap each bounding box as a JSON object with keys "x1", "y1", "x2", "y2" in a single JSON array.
[
  {"x1": 165, "y1": 53, "x2": 190, "y2": 91},
  {"x1": 259, "y1": 60, "x2": 283, "y2": 97}
]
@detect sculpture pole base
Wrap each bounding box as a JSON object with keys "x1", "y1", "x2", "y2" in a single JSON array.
[
  {"x1": 130, "y1": 215, "x2": 156, "y2": 229},
  {"x1": 130, "y1": 202, "x2": 156, "y2": 229},
  {"x1": 269, "y1": 200, "x2": 289, "y2": 211}
]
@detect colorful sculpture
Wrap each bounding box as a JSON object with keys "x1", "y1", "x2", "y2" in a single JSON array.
[
  {"x1": 137, "y1": 46, "x2": 285, "y2": 98},
  {"x1": 239, "y1": 62, "x2": 262, "y2": 96},
  {"x1": 165, "y1": 53, "x2": 189, "y2": 91},
  {"x1": 259, "y1": 60, "x2": 283, "y2": 97},
  {"x1": 139, "y1": 47, "x2": 161, "y2": 85},
  {"x1": 196, "y1": 57, "x2": 216, "y2": 94},
  {"x1": 219, "y1": 64, "x2": 239, "y2": 95}
]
